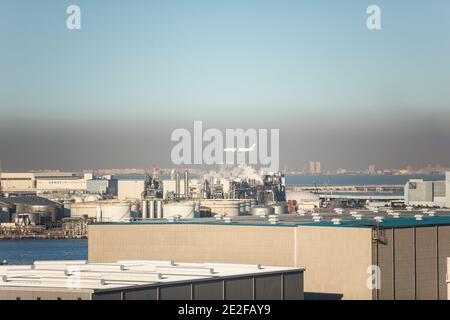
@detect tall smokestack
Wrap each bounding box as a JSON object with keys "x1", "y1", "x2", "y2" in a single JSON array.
[
  {"x1": 184, "y1": 171, "x2": 189, "y2": 197},
  {"x1": 175, "y1": 171, "x2": 180, "y2": 196}
]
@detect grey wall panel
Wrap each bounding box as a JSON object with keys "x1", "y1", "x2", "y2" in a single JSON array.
[
  {"x1": 224, "y1": 278, "x2": 253, "y2": 300},
  {"x1": 377, "y1": 229, "x2": 394, "y2": 300},
  {"x1": 193, "y1": 281, "x2": 223, "y2": 300},
  {"x1": 283, "y1": 272, "x2": 304, "y2": 300},
  {"x1": 159, "y1": 285, "x2": 191, "y2": 300},
  {"x1": 255, "y1": 275, "x2": 282, "y2": 300},
  {"x1": 394, "y1": 228, "x2": 415, "y2": 300},
  {"x1": 124, "y1": 288, "x2": 158, "y2": 300},
  {"x1": 438, "y1": 226, "x2": 450, "y2": 300},
  {"x1": 415, "y1": 227, "x2": 438, "y2": 300},
  {"x1": 92, "y1": 292, "x2": 122, "y2": 300}
]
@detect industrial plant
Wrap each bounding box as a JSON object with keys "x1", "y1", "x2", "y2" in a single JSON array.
[{"x1": 2, "y1": 168, "x2": 450, "y2": 300}]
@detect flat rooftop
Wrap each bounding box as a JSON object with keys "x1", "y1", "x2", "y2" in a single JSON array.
[
  {"x1": 0, "y1": 260, "x2": 300, "y2": 293},
  {"x1": 93, "y1": 208, "x2": 450, "y2": 229}
]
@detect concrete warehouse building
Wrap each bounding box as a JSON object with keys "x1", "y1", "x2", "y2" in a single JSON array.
[
  {"x1": 0, "y1": 260, "x2": 304, "y2": 300},
  {"x1": 0, "y1": 172, "x2": 81, "y2": 193},
  {"x1": 404, "y1": 172, "x2": 450, "y2": 208},
  {"x1": 88, "y1": 210, "x2": 450, "y2": 300}
]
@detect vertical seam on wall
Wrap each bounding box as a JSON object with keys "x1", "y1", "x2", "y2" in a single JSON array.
[
  {"x1": 375, "y1": 232, "x2": 379, "y2": 300},
  {"x1": 413, "y1": 227, "x2": 417, "y2": 300},
  {"x1": 392, "y1": 228, "x2": 396, "y2": 300},
  {"x1": 294, "y1": 227, "x2": 298, "y2": 267},
  {"x1": 436, "y1": 226, "x2": 440, "y2": 300}
]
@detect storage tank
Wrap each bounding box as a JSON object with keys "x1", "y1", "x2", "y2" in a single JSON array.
[
  {"x1": 250, "y1": 205, "x2": 275, "y2": 217},
  {"x1": 163, "y1": 201, "x2": 196, "y2": 219},
  {"x1": 244, "y1": 200, "x2": 251, "y2": 213},
  {"x1": 149, "y1": 200, "x2": 155, "y2": 219},
  {"x1": 99, "y1": 202, "x2": 132, "y2": 222},
  {"x1": 201, "y1": 200, "x2": 241, "y2": 217},
  {"x1": 271, "y1": 202, "x2": 288, "y2": 214},
  {"x1": 85, "y1": 195, "x2": 103, "y2": 202},
  {"x1": 142, "y1": 200, "x2": 148, "y2": 219},
  {"x1": 71, "y1": 201, "x2": 132, "y2": 222},
  {"x1": 12, "y1": 213, "x2": 40, "y2": 225},
  {"x1": 156, "y1": 200, "x2": 163, "y2": 218}
]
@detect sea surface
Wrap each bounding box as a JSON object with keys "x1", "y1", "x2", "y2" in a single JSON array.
[{"x1": 0, "y1": 239, "x2": 88, "y2": 265}]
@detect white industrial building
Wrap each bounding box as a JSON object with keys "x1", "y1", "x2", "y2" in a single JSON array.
[
  {"x1": 405, "y1": 173, "x2": 449, "y2": 208},
  {"x1": 0, "y1": 172, "x2": 81, "y2": 193},
  {"x1": 117, "y1": 180, "x2": 145, "y2": 200},
  {"x1": 0, "y1": 260, "x2": 304, "y2": 300},
  {"x1": 286, "y1": 191, "x2": 321, "y2": 210}
]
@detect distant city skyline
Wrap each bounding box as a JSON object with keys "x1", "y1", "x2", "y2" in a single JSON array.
[{"x1": 1, "y1": 1, "x2": 450, "y2": 171}]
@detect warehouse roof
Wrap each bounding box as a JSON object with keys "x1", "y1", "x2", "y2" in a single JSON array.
[
  {"x1": 0, "y1": 260, "x2": 301, "y2": 292},
  {"x1": 93, "y1": 209, "x2": 450, "y2": 229}
]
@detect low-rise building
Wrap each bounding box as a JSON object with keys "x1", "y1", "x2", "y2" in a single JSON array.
[{"x1": 0, "y1": 260, "x2": 304, "y2": 300}]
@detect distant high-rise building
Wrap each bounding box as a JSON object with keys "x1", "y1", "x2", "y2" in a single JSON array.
[
  {"x1": 308, "y1": 161, "x2": 322, "y2": 175},
  {"x1": 368, "y1": 165, "x2": 376, "y2": 175}
]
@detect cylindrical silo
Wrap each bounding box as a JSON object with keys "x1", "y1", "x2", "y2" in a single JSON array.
[
  {"x1": 156, "y1": 200, "x2": 163, "y2": 219},
  {"x1": 163, "y1": 201, "x2": 196, "y2": 219},
  {"x1": 271, "y1": 202, "x2": 288, "y2": 214},
  {"x1": 250, "y1": 205, "x2": 275, "y2": 216},
  {"x1": 175, "y1": 172, "x2": 180, "y2": 196},
  {"x1": 149, "y1": 200, "x2": 155, "y2": 219},
  {"x1": 142, "y1": 200, "x2": 148, "y2": 219},
  {"x1": 184, "y1": 171, "x2": 189, "y2": 196}
]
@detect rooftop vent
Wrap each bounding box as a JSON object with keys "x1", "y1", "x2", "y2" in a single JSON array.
[
  {"x1": 374, "y1": 216, "x2": 384, "y2": 223},
  {"x1": 331, "y1": 218, "x2": 341, "y2": 225},
  {"x1": 268, "y1": 215, "x2": 279, "y2": 224},
  {"x1": 223, "y1": 217, "x2": 232, "y2": 223}
]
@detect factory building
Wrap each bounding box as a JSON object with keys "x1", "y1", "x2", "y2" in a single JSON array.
[
  {"x1": 405, "y1": 175, "x2": 448, "y2": 208},
  {"x1": 0, "y1": 260, "x2": 304, "y2": 300},
  {"x1": 36, "y1": 173, "x2": 93, "y2": 192},
  {"x1": 88, "y1": 210, "x2": 450, "y2": 300},
  {"x1": 86, "y1": 179, "x2": 118, "y2": 196},
  {"x1": 0, "y1": 172, "x2": 80, "y2": 193},
  {"x1": 0, "y1": 196, "x2": 64, "y2": 225},
  {"x1": 117, "y1": 180, "x2": 145, "y2": 200},
  {"x1": 286, "y1": 191, "x2": 321, "y2": 210}
]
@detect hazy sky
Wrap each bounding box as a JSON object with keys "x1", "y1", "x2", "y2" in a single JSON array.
[{"x1": 1, "y1": 0, "x2": 450, "y2": 171}]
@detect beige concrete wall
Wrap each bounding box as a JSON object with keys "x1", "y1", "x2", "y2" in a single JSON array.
[
  {"x1": 0, "y1": 173, "x2": 35, "y2": 191},
  {"x1": 89, "y1": 224, "x2": 296, "y2": 267},
  {"x1": 0, "y1": 288, "x2": 92, "y2": 300},
  {"x1": 88, "y1": 223, "x2": 375, "y2": 299},
  {"x1": 296, "y1": 226, "x2": 373, "y2": 300}
]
